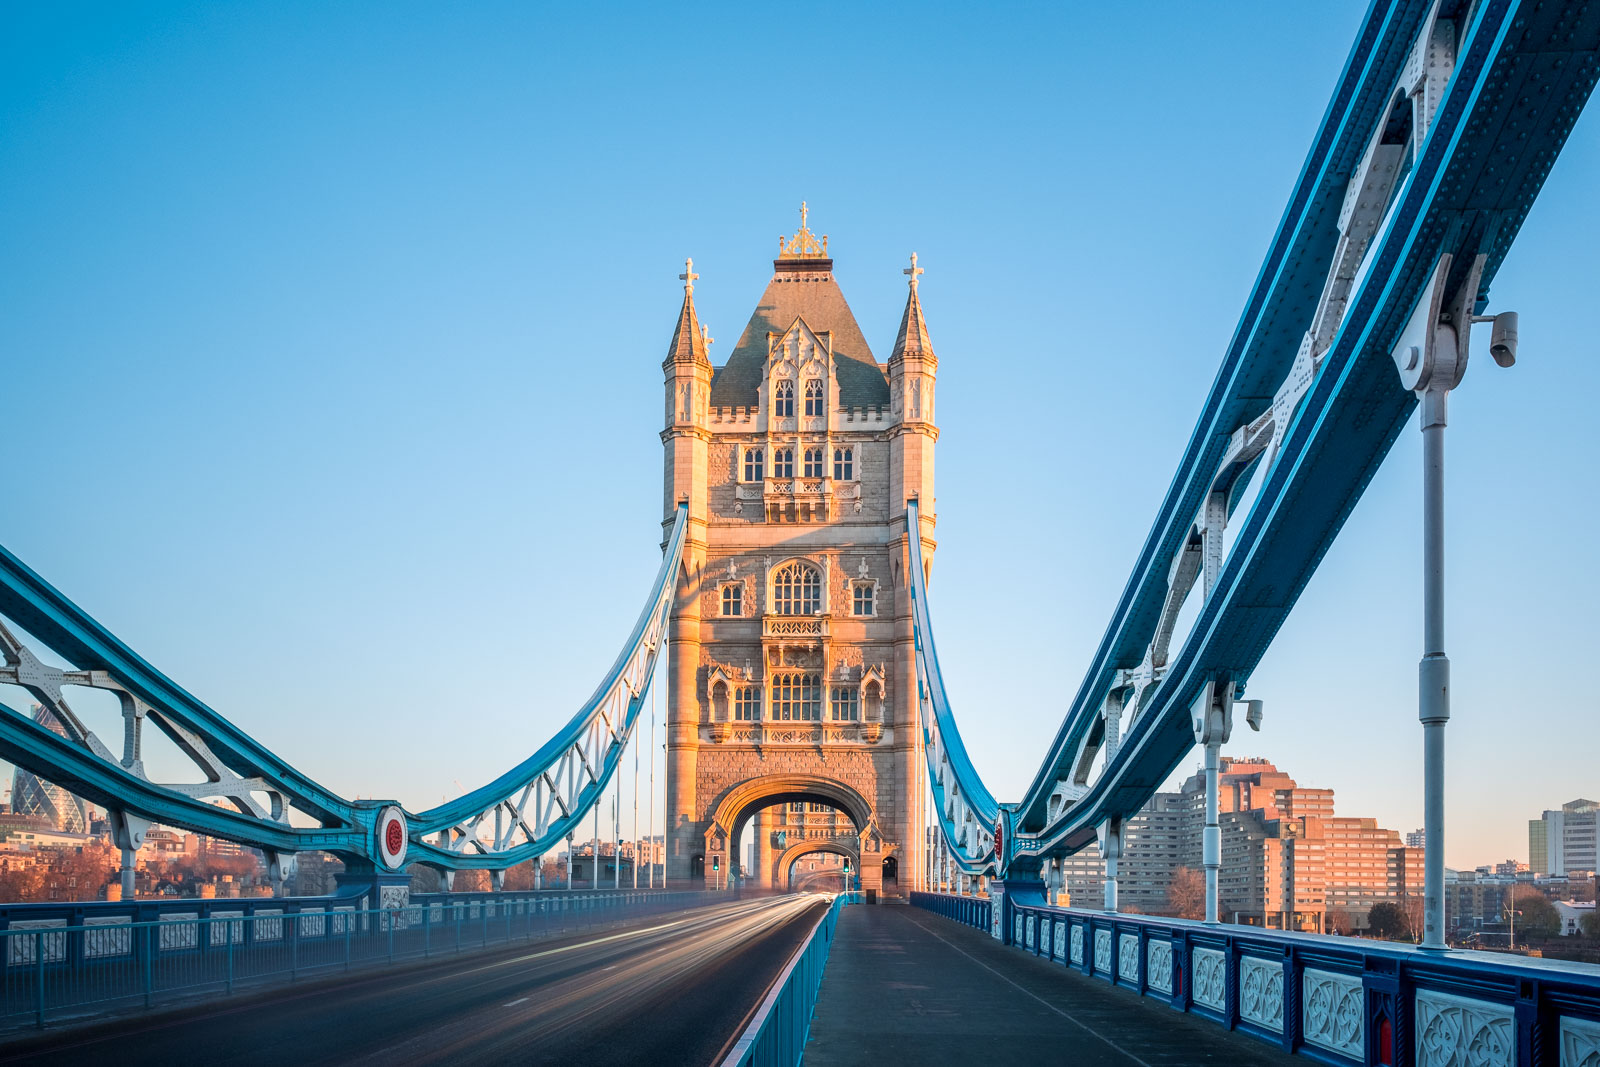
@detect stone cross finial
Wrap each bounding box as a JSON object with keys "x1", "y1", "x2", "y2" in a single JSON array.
[
  {"x1": 800, "y1": 201, "x2": 808, "y2": 232},
  {"x1": 905, "y1": 252, "x2": 923, "y2": 289},
  {"x1": 701, "y1": 323, "x2": 714, "y2": 349},
  {"x1": 679, "y1": 257, "x2": 698, "y2": 294}
]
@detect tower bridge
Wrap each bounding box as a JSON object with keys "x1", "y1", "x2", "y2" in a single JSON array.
[{"x1": 1, "y1": 0, "x2": 1599, "y2": 1062}]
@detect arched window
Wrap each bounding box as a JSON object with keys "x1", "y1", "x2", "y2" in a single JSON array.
[
  {"x1": 743, "y1": 448, "x2": 764, "y2": 482},
  {"x1": 771, "y1": 560, "x2": 821, "y2": 615},
  {"x1": 772, "y1": 447, "x2": 794, "y2": 478},
  {"x1": 720, "y1": 584, "x2": 742, "y2": 616},
  {"x1": 851, "y1": 581, "x2": 874, "y2": 617},
  {"x1": 803, "y1": 447, "x2": 824, "y2": 478},
  {"x1": 832, "y1": 447, "x2": 853, "y2": 480},
  {"x1": 772, "y1": 673, "x2": 821, "y2": 720},
  {"x1": 803, "y1": 378, "x2": 823, "y2": 417},
  {"x1": 774, "y1": 380, "x2": 795, "y2": 418}
]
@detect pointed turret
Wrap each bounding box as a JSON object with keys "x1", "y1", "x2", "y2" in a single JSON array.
[
  {"x1": 889, "y1": 252, "x2": 935, "y2": 363},
  {"x1": 665, "y1": 258, "x2": 712, "y2": 367}
]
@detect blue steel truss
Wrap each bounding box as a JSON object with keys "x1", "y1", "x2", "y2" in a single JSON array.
[
  {"x1": 911, "y1": 0, "x2": 1600, "y2": 877},
  {"x1": 0, "y1": 505, "x2": 687, "y2": 876}
]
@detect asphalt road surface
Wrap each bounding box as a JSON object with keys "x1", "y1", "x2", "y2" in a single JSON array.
[{"x1": 0, "y1": 894, "x2": 826, "y2": 1067}]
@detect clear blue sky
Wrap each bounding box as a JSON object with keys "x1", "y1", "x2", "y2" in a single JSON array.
[{"x1": 1, "y1": 2, "x2": 1594, "y2": 869}]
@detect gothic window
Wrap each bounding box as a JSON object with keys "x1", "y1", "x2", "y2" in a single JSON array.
[
  {"x1": 720, "y1": 584, "x2": 742, "y2": 617},
  {"x1": 743, "y1": 448, "x2": 764, "y2": 482},
  {"x1": 734, "y1": 685, "x2": 762, "y2": 721},
  {"x1": 803, "y1": 447, "x2": 824, "y2": 478},
  {"x1": 771, "y1": 560, "x2": 821, "y2": 615},
  {"x1": 852, "y1": 582, "x2": 875, "y2": 617},
  {"x1": 831, "y1": 686, "x2": 860, "y2": 721},
  {"x1": 774, "y1": 380, "x2": 795, "y2": 418},
  {"x1": 833, "y1": 447, "x2": 853, "y2": 481},
  {"x1": 773, "y1": 673, "x2": 821, "y2": 721},
  {"x1": 803, "y1": 378, "x2": 823, "y2": 417},
  {"x1": 773, "y1": 447, "x2": 794, "y2": 478}
]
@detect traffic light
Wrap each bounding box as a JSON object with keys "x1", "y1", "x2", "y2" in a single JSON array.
[
  {"x1": 712, "y1": 855, "x2": 720, "y2": 872},
  {"x1": 843, "y1": 858, "x2": 851, "y2": 872}
]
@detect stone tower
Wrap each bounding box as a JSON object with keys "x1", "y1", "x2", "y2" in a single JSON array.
[{"x1": 661, "y1": 206, "x2": 937, "y2": 899}]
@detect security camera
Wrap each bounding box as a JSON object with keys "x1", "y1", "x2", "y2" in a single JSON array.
[{"x1": 1489, "y1": 311, "x2": 1518, "y2": 367}]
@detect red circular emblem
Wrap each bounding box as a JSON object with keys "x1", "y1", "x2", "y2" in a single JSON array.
[
  {"x1": 385, "y1": 818, "x2": 404, "y2": 856},
  {"x1": 994, "y1": 815, "x2": 1005, "y2": 868}
]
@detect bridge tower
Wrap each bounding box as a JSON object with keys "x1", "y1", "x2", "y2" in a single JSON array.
[{"x1": 661, "y1": 207, "x2": 936, "y2": 899}]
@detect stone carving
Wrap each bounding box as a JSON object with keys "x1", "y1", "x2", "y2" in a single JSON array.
[
  {"x1": 1014, "y1": 915, "x2": 1023, "y2": 945},
  {"x1": 1192, "y1": 947, "x2": 1226, "y2": 1011},
  {"x1": 1070, "y1": 924, "x2": 1084, "y2": 965},
  {"x1": 1561, "y1": 1014, "x2": 1600, "y2": 1067},
  {"x1": 1025, "y1": 916, "x2": 1035, "y2": 950},
  {"x1": 1303, "y1": 967, "x2": 1364, "y2": 1060},
  {"x1": 1053, "y1": 922, "x2": 1066, "y2": 961},
  {"x1": 1118, "y1": 933, "x2": 1139, "y2": 983},
  {"x1": 1414, "y1": 989, "x2": 1513, "y2": 1067},
  {"x1": 1094, "y1": 928, "x2": 1112, "y2": 974},
  {"x1": 1146, "y1": 939, "x2": 1173, "y2": 995},
  {"x1": 1239, "y1": 955, "x2": 1285, "y2": 1033}
]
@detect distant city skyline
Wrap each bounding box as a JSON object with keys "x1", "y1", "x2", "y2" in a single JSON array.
[{"x1": 0, "y1": 3, "x2": 1594, "y2": 869}]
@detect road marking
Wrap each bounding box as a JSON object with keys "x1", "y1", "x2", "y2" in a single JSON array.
[{"x1": 503, "y1": 997, "x2": 529, "y2": 1007}]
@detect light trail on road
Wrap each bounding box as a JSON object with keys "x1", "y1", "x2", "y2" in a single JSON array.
[{"x1": 0, "y1": 894, "x2": 827, "y2": 1067}]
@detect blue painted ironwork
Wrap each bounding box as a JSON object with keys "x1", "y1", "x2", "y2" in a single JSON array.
[
  {"x1": 0, "y1": 886, "x2": 735, "y2": 1032},
  {"x1": 0, "y1": 505, "x2": 688, "y2": 876},
  {"x1": 915, "y1": 891, "x2": 1600, "y2": 1067},
  {"x1": 908, "y1": 0, "x2": 1600, "y2": 878},
  {"x1": 718, "y1": 892, "x2": 860, "y2": 1067}
]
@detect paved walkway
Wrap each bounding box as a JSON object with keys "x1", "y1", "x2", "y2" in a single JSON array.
[{"x1": 803, "y1": 905, "x2": 1295, "y2": 1066}]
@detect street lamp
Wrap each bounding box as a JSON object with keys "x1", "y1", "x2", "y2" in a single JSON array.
[{"x1": 1390, "y1": 254, "x2": 1517, "y2": 951}]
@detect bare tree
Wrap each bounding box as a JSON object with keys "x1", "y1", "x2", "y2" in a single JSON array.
[
  {"x1": 1325, "y1": 908, "x2": 1354, "y2": 936},
  {"x1": 1167, "y1": 866, "x2": 1205, "y2": 920}
]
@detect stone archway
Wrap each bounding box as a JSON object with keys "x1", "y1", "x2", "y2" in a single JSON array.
[
  {"x1": 701, "y1": 775, "x2": 888, "y2": 894},
  {"x1": 777, "y1": 839, "x2": 858, "y2": 890}
]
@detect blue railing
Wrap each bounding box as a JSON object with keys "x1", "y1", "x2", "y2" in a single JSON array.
[
  {"x1": 913, "y1": 892, "x2": 1600, "y2": 1067},
  {"x1": 719, "y1": 892, "x2": 860, "y2": 1067},
  {"x1": 0, "y1": 887, "x2": 736, "y2": 1031},
  {"x1": 909, "y1": 890, "x2": 991, "y2": 934}
]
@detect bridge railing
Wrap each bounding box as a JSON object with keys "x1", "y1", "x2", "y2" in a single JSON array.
[
  {"x1": 718, "y1": 892, "x2": 861, "y2": 1067},
  {"x1": 0, "y1": 888, "x2": 735, "y2": 1032},
  {"x1": 912, "y1": 891, "x2": 1600, "y2": 1066},
  {"x1": 908, "y1": 890, "x2": 990, "y2": 933}
]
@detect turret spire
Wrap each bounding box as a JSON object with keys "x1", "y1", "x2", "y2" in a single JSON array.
[
  {"x1": 665, "y1": 257, "x2": 711, "y2": 366},
  {"x1": 890, "y1": 252, "x2": 935, "y2": 362}
]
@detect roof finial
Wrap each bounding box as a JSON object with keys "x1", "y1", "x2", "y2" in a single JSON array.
[
  {"x1": 701, "y1": 322, "x2": 714, "y2": 349},
  {"x1": 779, "y1": 202, "x2": 828, "y2": 258},
  {"x1": 904, "y1": 252, "x2": 923, "y2": 290},
  {"x1": 679, "y1": 257, "x2": 699, "y2": 295}
]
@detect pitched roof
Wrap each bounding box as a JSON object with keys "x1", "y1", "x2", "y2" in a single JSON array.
[
  {"x1": 890, "y1": 277, "x2": 935, "y2": 362},
  {"x1": 709, "y1": 259, "x2": 889, "y2": 409}
]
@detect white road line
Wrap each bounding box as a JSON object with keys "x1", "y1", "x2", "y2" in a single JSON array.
[{"x1": 503, "y1": 997, "x2": 529, "y2": 1007}]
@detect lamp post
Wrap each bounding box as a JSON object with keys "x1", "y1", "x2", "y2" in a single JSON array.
[{"x1": 1390, "y1": 255, "x2": 1517, "y2": 950}]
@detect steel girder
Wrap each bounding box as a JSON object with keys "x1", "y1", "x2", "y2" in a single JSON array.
[
  {"x1": 0, "y1": 505, "x2": 688, "y2": 874},
  {"x1": 911, "y1": 0, "x2": 1600, "y2": 877}
]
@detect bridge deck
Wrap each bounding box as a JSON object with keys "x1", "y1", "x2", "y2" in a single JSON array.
[{"x1": 804, "y1": 905, "x2": 1294, "y2": 1066}]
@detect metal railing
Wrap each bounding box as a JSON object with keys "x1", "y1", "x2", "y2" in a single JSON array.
[
  {"x1": 0, "y1": 888, "x2": 736, "y2": 1032},
  {"x1": 719, "y1": 892, "x2": 860, "y2": 1067},
  {"x1": 913, "y1": 891, "x2": 1600, "y2": 1067}
]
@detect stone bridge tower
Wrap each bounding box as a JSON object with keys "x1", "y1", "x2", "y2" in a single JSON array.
[{"x1": 660, "y1": 206, "x2": 937, "y2": 899}]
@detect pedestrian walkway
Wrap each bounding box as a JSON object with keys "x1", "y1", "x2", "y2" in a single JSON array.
[{"x1": 803, "y1": 905, "x2": 1295, "y2": 1066}]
